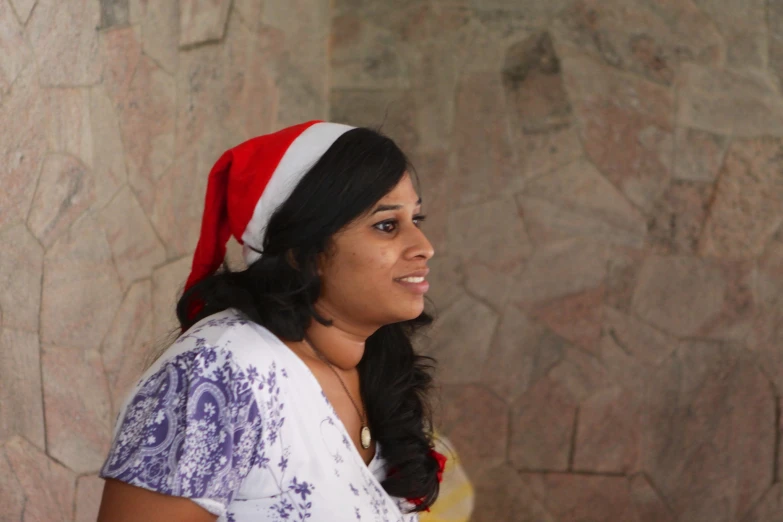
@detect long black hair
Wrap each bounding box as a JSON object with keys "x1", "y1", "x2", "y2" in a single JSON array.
[{"x1": 175, "y1": 127, "x2": 441, "y2": 511}]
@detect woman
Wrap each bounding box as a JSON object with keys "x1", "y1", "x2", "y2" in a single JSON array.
[{"x1": 97, "y1": 121, "x2": 445, "y2": 521}]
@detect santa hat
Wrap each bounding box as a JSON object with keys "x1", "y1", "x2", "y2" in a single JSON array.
[{"x1": 184, "y1": 120, "x2": 355, "y2": 292}]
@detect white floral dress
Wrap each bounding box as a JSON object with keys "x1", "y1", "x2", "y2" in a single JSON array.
[{"x1": 100, "y1": 308, "x2": 419, "y2": 521}]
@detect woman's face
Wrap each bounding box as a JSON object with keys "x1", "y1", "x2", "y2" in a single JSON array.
[{"x1": 317, "y1": 173, "x2": 435, "y2": 330}]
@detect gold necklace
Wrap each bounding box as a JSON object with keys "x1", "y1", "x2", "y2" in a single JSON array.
[{"x1": 303, "y1": 336, "x2": 372, "y2": 450}]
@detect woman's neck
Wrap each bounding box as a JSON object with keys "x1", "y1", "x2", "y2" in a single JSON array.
[{"x1": 302, "y1": 318, "x2": 369, "y2": 370}]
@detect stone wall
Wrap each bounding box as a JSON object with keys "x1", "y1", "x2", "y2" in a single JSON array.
[
  {"x1": 0, "y1": 1, "x2": 329, "y2": 520},
  {"x1": 329, "y1": 1, "x2": 783, "y2": 521}
]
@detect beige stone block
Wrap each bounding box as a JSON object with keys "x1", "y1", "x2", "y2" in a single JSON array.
[
  {"x1": 179, "y1": 0, "x2": 231, "y2": 47},
  {"x1": 27, "y1": 154, "x2": 95, "y2": 248},
  {"x1": 437, "y1": 384, "x2": 508, "y2": 478},
  {"x1": 41, "y1": 213, "x2": 123, "y2": 349},
  {"x1": 481, "y1": 306, "x2": 566, "y2": 402},
  {"x1": 471, "y1": 465, "x2": 554, "y2": 522},
  {"x1": 529, "y1": 288, "x2": 604, "y2": 353},
  {"x1": 47, "y1": 87, "x2": 93, "y2": 167},
  {"x1": 562, "y1": 55, "x2": 674, "y2": 212},
  {"x1": 9, "y1": 0, "x2": 36, "y2": 24},
  {"x1": 42, "y1": 343, "x2": 112, "y2": 474},
  {"x1": 4, "y1": 435, "x2": 76, "y2": 522},
  {"x1": 0, "y1": 443, "x2": 25, "y2": 521},
  {"x1": 0, "y1": 0, "x2": 32, "y2": 92},
  {"x1": 743, "y1": 484, "x2": 783, "y2": 522},
  {"x1": 547, "y1": 346, "x2": 611, "y2": 402},
  {"x1": 640, "y1": 342, "x2": 775, "y2": 522},
  {"x1": 152, "y1": 256, "x2": 192, "y2": 341},
  {"x1": 699, "y1": 137, "x2": 783, "y2": 260},
  {"x1": 75, "y1": 474, "x2": 105, "y2": 522},
  {"x1": 133, "y1": 0, "x2": 179, "y2": 73},
  {"x1": 520, "y1": 158, "x2": 647, "y2": 248},
  {"x1": 451, "y1": 72, "x2": 521, "y2": 206},
  {"x1": 647, "y1": 180, "x2": 712, "y2": 255},
  {"x1": 424, "y1": 293, "x2": 498, "y2": 385},
  {"x1": 0, "y1": 224, "x2": 43, "y2": 332},
  {"x1": 629, "y1": 474, "x2": 676, "y2": 522},
  {"x1": 693, "y1": 0, "x2": 767, "y2": 70},
  {"x1": 510, "y1": 377, "x2": 576, "y2": 471},
  {"x1": 101, "y1": 187, "x2": 165, "y2": 291},
  {"x1": 631, "y1": 255, "x2": 725, "y2": 337},
  {"x1": 551, "y1": 0, "x2": 723, "y2": 85},
  {"x1": 25, "y1": 0, "x2": 101, "y2": 86},
  {"x1": 0, "y1": 65, "x2": 48, "y2": 229},
  {"x1": 101, "y1": 280, "x2": 154, "y2": 418},
  {"x1": 676, "y1": 65, "x2": 783, "y2": 137},
  {"x1": 672, "y1": 127, "x2": 728, "y2": 183},
  {"x1": 0, "y1": 329, "x2": 45, "y2": 448},
  {"x1": 521, "y1": 126, "x2": 583, "y2": 181},
  {"x1": 89, "y1": 84, "x2": 128, "y2": 210}
]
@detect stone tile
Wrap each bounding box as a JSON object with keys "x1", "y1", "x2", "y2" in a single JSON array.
[
  {"x1": 503, "y1": 32, "x2": 572, "y2": 134},
  {"x1": 521, "y1": 471, "x2": 641, "y2": 521},
  {"x1": 436, "y1": 384, "x2": 508, "y2": 478},
  {"x1": 598, "y1": 307, "x2": 676, "y2": 390},
  {"x1": 521, "y1": 126, "x2": 583, "y2": 181},
  {"x1": 743, "y1": 484, "x2": 783, "y2": 522},
  {"x1": 647, "y1": 180, "x2": 712, "y2": 255},
  {"x1": 42, "y1": 343, "x2": 113, "y2": 474},
  {"x1": 233, "y1": 0, "x2": 264, "y2": 31},
  {"x1": 4, "y1": 435, "x2": 76, "y2": 522},
  {"x1": 0, "y1": 224, "x2": 43, "y2": 332},
  {"x1": 149, "y1": 149, "x2": 207, "y2": 259},
  {"x1": 100, "y1": 187, "x2": 165, "y2": 291},
  {"x1": 0, "y1": 329, "x2": 45, "y2": 448},
  {"x1": 9, "y1": 0, "x2": 36, "y2": 24},
  {"x1": 0, "y1": 444, "x2": 25, "y2": 521},
  {"x1": 779, "y1": 399, "x2": 783, "y2": 483},
  {"x1": 699, "y1": 260, "x2": 756, "y2": 342},
  {"x1": 447, "y1": 198, "x2": 532, "y2": 309},
  {"x1": 510, "y1": 377, "x2": 577, "y2": 471},
  {"x1": 47, "y1": 87, "x2": 94, "y2": 167},
  {"x1": 424, "y1": 254, "x2": 463, "y2": 311},
  {"x1": 409, "y1": 150, "x2": 448, "y2": 254},
  {"x1": 699, "y1": 137, "x2": 783, "y2": 260},
  {"x1": 75, "y1": 474, "x2": 105, "y2": 522},
  {"x1": 676, "y1": 65, "x2": 783, "y2": 137},
  {"x1": 329, "y1": 88, "x2": 420, "y2": 155},
  {"x1": 529, "y1": 288, "x2": 603, "y2": 353},
  {"x1": 672, "y1": 127, "x2": 728, "y2": 183},
  {"x1": 511, "y1": 239, "x2": 612, "y2": 307},
  {"x1": 573, "y1": 386, "x2": 639, "y2": 473},
  {"x1": 770, "y1": 0, "x2": 783, "y2": 89},
  {"x1": 100, "y1": 25, "x2": 142, "y2": 107},
  {"x1": 330, "y1": 14, "x2": 409, "y2": 90},
  {"x1": 640, "y1": 341, "x2": 775, "y2": 522},
  {"x1": 101, "y1": 280, "x2": 153, "y2": 418},
  {"x1": 89, "y1": 85, "x2": 127, "y2": 210},
  {"x1": 481, "y1": 306, "x2": 567, "y2": 402},
  {"x1": 693, "y1": 0, "x2": 767, "y2": 70},
  {"x1": 603, "y1": 246, "x2": 647, "y2": 313},
  {"x1": 471, "y1": 465, "x2": 554, "y2": 522},
  {"x1": 629, "y1": 474, "x2": 676, "y2": 522},
  {"x1": 631, "y1": 255, "x2": 725, "y2": 337},
  {"x1": 548, "y1": 346, "x2": 611, "y2": 402},
  {"x1": 263, "y1": 0, "x2": 330, "y2": 127},
  {"x1": 423, "y1": 293, "x2": 498, "y2": 385},
  {"x1": 451, "y1": 72, "x2": 521, "y2": 206},
  {"x1": 0, "y1": 0, "x2": 32, "y2": 92},
  {"x1": 99, "y1": 0, "x2": 129, "y2": 28},
  {"x1": 551, "y1": 0, "x2": 722, "y2": 85},
  {"x1": 27, "y1": 154, "x2": 94, "y2": 248},
  {"x1": 25, "y1": 0, "x2": 102, "y2": 86},
  {"x1": 561, "y1": 55, "x2": 674, "y2": 212},
  {"x1": 132, "y1": 0, "x2": 178, "y2": 73},
  {"x1": 152, "y1": 256, "x2": 192, "y2": 340},
  {"x1": 0, "y1": 65, "x2": 48, "y2": 229},
  {"x1": 41, "y1": 213, "x2": 123, "y2": 349},
  {"x1": 519, "y1": 158, "x2": 647, "y2": 248},
  {"x1": 175, "y1": 19, "x2": 283, "y2": 156},
  {"x1": 179, "y1": 0, "x2": 230, "y2": 47}
]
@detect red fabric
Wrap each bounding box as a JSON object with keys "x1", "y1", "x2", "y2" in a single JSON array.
[
  {"x1": 184, "y1": 121, "x2": 322, "y2": 294},
  {"x1": 406, "y1": 449, "x2": 448, "y2": 511}
]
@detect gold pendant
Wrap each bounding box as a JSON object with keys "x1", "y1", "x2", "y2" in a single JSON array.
[{"x1": 360, "y1": 426, "x2": 371, "y2": 449}]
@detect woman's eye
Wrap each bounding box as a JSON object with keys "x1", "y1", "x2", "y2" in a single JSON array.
[
  {"x1": 413, "y1": 214, "x2": 427, "y2": 227},
  {"x1": 374, "y1": 220, "x2": 397, "y2": 233}
]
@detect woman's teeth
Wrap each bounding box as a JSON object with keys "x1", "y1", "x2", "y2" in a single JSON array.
[{"x1": 398, "y1": 276, "x2": 425, "y2": 283}]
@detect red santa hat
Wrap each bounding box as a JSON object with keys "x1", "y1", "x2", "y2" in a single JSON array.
[{"x1": 184, "y1": 120, "x2": 355, "y2": 292}]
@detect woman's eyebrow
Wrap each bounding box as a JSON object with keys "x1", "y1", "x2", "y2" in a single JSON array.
[{"x1": 371, "y1": 198, "x2": 423, "y2": 215}]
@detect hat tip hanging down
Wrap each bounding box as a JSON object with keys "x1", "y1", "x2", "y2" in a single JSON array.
[{"x1": 182, "y1": 121, "x2": 356, "y2": 318}]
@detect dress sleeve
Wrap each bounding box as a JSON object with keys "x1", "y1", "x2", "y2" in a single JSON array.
[{"x1": 99, "y1": 342, "x2": 264, "y2": 517}]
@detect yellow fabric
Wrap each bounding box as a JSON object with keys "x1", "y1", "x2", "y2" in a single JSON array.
[{"x1": 419, "y1": 435, "x2": 474, "y2": 522}]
